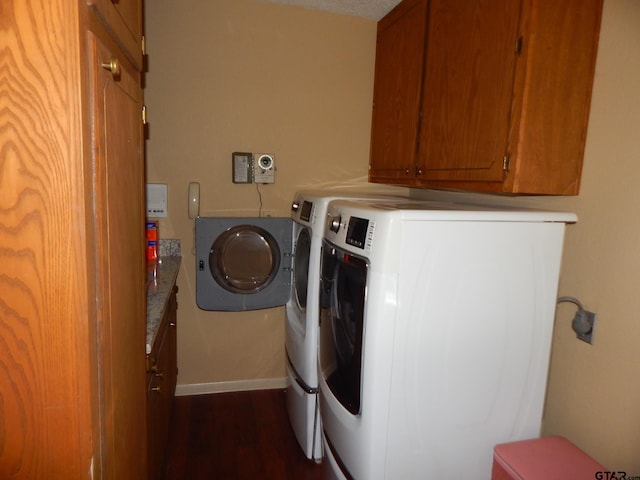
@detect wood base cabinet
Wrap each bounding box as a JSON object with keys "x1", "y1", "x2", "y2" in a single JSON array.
[
  {"x1": 147, "y1": 286, "x2": 178, "y2": 480},
  {"x1": 369, "y1": 0, "x2": 603, "y2": 195}
]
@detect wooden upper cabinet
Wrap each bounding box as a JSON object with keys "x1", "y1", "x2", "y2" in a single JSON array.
[
  {"x1": 369, "y1": 0, "x2": 603, "y2": 195},
  {"x1": 417, "y1": 0, "x2": 521, "y2": 184},
  {"x1": 505, "y1": 0, "x2": 603, "y2": 194},
  {"x1": 88, "y1": 0, "x2": 143, "y2": 70},
  {"x1": 369, "y1": 0, "x2": 428, "y2": 181}
]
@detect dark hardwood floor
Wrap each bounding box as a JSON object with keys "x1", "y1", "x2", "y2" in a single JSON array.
[{"x1": 162, "y1": 389, "x2": 325, "y2": 480}]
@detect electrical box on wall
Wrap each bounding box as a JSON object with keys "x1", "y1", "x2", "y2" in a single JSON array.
[
  {"x1": 254, "y1": 153, "x2": 275, "y2": 184},
  {"x1": 232, "y1": 152, "x2": 253, "y2": 183},
  {"x1": 146, "y1": 183, "x2": 168, "y2": 217},
  {"x1": 232, "y1": 152, "x2": 276, "y2": 184}
]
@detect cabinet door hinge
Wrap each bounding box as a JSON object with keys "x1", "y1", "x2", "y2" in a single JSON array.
[
  {"x1": 142, "y1": 35, "x2": 146, "y2": 55},
  {"x1": 142, "y1": 105, "x2": 147, "y2": 125},
  {"x1": 503, "y1": 154, "x2": 511, "y2": 172},
  {"x1": 515, "y1": 36, "x2": 523, "y2": 55}
]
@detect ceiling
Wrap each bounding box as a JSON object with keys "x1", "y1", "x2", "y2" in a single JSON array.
[{"x1": 258, "y1": 0, "x2": 403, "y2": 20}]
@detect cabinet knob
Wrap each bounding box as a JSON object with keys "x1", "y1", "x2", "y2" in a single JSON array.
[{"x1": 101, "y1": 58, "x2": 121, "y2": 80}]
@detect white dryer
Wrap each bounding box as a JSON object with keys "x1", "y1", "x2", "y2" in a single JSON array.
[
  {"x1": 285, "y1": 190, "x2": 405, "y2": 462},
  {"x1": 318, "y1": 199, "x2": 576, "y2": 479}
]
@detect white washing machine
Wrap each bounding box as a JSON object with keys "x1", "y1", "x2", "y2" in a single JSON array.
[
  {"x1": 285, "y1": 190, "x2": 406, "y2": 462},
  {"x1": 318, "y1": 199, "x2": 576, "y2": 479}
]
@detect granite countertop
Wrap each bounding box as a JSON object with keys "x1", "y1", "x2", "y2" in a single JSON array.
[{"x1": 146, "y1": 255, "x2": 181, "y2": 355}]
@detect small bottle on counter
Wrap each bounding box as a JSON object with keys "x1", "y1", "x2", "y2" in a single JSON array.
[{"x1": 146, "y1": 221, "x2": 158, "y2": 262}]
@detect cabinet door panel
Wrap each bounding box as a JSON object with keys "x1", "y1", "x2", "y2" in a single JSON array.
[
  {"x1": 418, "y1": 0, "x2": 521, "y2": 182},
  {"x1": 506, "y1": 0, "x2": 603, "y2": 194},
  {"x1": 369, "y1": 0, "x2": 428, "y2": 181},
  {"x1": 90, "y1": 31, "x2": 147, "y2": 479},
  {"x1": 147, "y1": 289, "x2": 177, "y2": 480}
]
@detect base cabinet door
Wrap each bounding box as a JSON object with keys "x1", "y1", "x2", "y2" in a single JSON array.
[{"x1": 147, "y1": 287, "x2": 178, "y2": 480}]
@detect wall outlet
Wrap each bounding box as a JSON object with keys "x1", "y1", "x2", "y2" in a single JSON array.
[{"x1": 572, "y1": 309, "x2": 596, "y2": 344}]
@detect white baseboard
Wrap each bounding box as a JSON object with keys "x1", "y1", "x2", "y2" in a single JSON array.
[{"x1": 175, "y1": 377, "x2": 288, "y2": 396}]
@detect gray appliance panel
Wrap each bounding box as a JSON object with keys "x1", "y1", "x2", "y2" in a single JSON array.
[{"x1": 196, "y1": 217, "x2": 293, "y2": 311}]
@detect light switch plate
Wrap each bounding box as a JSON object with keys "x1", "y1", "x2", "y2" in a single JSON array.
[{"x1": 146, "y1": 183, "x2": 168, "y2": 217}]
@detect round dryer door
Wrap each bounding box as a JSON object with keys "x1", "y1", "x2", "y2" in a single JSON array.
[
  {"x1": 209, "y1": 225, "x2": 280, "y2": 294},
  {"x1": 293, "y1": 228, "x2": 311, "y2": 310}
]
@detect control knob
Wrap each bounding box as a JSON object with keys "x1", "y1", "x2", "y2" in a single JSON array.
[
  {"x1": 329, "y1": 215, "x2": 341, "y2": 233},
  {"x1": 291, "y1": 201, "x2": 300, "y2": 212}
]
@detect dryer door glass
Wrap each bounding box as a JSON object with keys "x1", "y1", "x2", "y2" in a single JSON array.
[
  {"x1": 319, "y1": 241, "x2": 367, "y2": 415},
  {"x1": 209, "y1": 225, "x2": 280, "y2": 293},
  {"x1": 294, "y1": 228, "x2": 311, "y2": 310}
]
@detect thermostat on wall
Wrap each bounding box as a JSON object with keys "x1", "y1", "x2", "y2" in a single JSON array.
[{"x1": 146, "y1": 183, "x2": 168, "y2": 217}]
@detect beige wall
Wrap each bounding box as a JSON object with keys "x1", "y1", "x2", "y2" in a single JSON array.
[
  {"x1": 145, "y1": 0, "x2": 402, "y2": 393},
  {"x1": 541, "y1": 0, "x2": 640, "y2": 472},
  {"x1": 146, "y1": 0, "x2": 640, "y2": 472}
]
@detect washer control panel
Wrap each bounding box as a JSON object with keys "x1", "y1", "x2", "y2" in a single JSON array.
[{"x1": 346, "y1": 216, "x2": 374, "y2": 250}]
